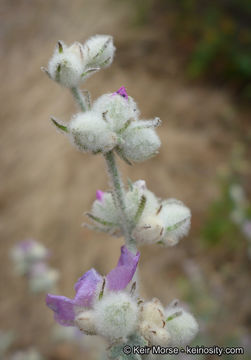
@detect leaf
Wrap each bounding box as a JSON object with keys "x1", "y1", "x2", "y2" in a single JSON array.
[
  {"x1": 55, "y1": 64, "x2": 61, "y2": 82},
  {"x1": 131, "y1": 118, "x2": 161, "y2": 131},
  {"x1": 166, "y1": 310, "x2": 182, "y2": 322},
  {"x1": 134, "y1": 195, "x2": 147, "y2": 224},
  {"x1": 57, "y1": 41, "x2": 64, "y2": 53},
  {"x1": 115, "y1": 147, "x2": 132, "y2": 166},
  {"x1": 86, "y1": 213, "x2": 116, "y2": 227},
  {"x1": 117, "y1": 119, "x2": 132, "y2": 134},
  {"x1": 166, "y1": 217, "x2": 190, "y2": 232},
  {"x1": 51, "y1": 117, "x2": 68, "y2": 133},
  {"x1": 99, "y1": 57, "x2": 111, "y2": 67},
  {"x1": 81, "y1": 67, "x2": 100, "y2": 78},
  {"x1": 98, "y1": 278, "x2": 106, "y2": 300},
  {"x1": 93, "y1": 37, "x2": 112, "y2": 59}
]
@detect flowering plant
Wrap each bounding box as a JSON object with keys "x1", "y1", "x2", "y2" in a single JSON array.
[
  {"x1": 10, "y1": 239, "x2": 59, "y2": 293},
  {"x1": 43, "y1": 35, "x2": 198, "y2": 359}
]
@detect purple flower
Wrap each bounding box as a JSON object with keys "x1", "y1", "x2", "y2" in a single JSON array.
[
  {"x1": 112, "y1": 86, "x2": 128, "y2": 100},
  {"x1": 46, "y1": 246, "x2": 140, "y2": 326},
  {"x1": 96, "y1": 190, "x2": 104, "y2": 202},
  {"x1": 18, "y1": 239, "x2": 49, "y2": 258}
]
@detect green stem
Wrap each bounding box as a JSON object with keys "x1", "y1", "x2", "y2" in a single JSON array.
[
  {"x1": 71, "y1": 87, "x2": 86, "y2": 111},
  {"x1": 104, "y1": 151, "x2": 136, "y2": 253}
]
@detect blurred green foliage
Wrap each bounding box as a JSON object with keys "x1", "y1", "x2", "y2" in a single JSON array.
[
  {"x1": 202, "y1": 179, "x2": 241, "y2": 247},
  {"x1": 169, "y1": 0, "x2": 251, "y2": 98},
  {"x1": 125, "y1": 0, "x2": 251, "y2": 98},
  {"x1": 201, "y1": 142, "x2": 251, "y2": 252}
]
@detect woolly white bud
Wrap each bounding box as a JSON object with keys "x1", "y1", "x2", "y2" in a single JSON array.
[
  {"x1": 83, "y1": 35, "x2": 115, "y2": 69},
  {"x1": 10, "y1": 241, "x2": 49, "y2": 275},
  {"x1": 48, "y1": 41, "x2": 85, "y2": 88},
  {"x1": 125, "y1": 183, "x2": 159, "y2": 224},
  {"x1": 133, "y1": 180, "x2": 146, "y2": 191},
  {"x1": 133, "y1": 215, "x2": 165, "y2": 245},
  {"x1": 29, "y1": 266, "x2": 59, "y2": 293},
  {"x1": 94, "y1": 292, "x2": 138, "y2": 339},
  {"x1": 139, "y1": 298, "x2": 165, "y2": 328},
  {"x1": 139, "y1": 321, "x2": 170, "y2": 346},
  {"x1": 93, "y1": 93, "x2": 139, "y2": 132},
  {"x1": 68, "y1": 111, "x2": 117, "y2": 153},
  {"x1": 75, "y1": 310, "x2": 96, "y2": 335},
  {"x1": 160, "y1": 201, "x2": 191, "y2": 246},
  {"x1": 120, "y1": 126, "x2": 160, "y2": 162},
  {"x1": 165, "y1": 307, "x2": 198, "y2": 346},
  {"x1": 90, "y1": 191, "x2": 120, "y2": 234}
]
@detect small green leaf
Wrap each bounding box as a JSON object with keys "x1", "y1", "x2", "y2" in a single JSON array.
[
  {"x1": 166, "y1": 217, "x2": 190, "y2": 232},
  {"x1": 86, "y1": 213, "x2": 116, "y2": 227},
  {"x1": 99, "y1": 57, "x2": 111, "y2": 67},
  {"x1": 55, "y1": 64, "x2": 61, "y2": 82},
  {"x1": 51, "y1": 117, "x2": 68, "y2": 133},
  {"x1": 81, "y1": 67, "x2": 99, "y2": 78},
  {"x1": 115, "y1": 147, "x2": 132, "y2": 166},
  {"x1": 118, "y1": 119, "x2": 132, "y2": 134},
  {"x1": 166, "y1": 310, "x2": 182, "y2": 322},
  {"x1": 98, "y1": 278, "x2": 106, "y2": 300},
  {"x1": 134, "y1": 195, "x2": 147, "y2": 224},
  {"x1": 58, "y1": 41, "x2": 63, "y2": 53},
  {"x1": 93, "y1": 37, "x2": 112, "y2": 59}
]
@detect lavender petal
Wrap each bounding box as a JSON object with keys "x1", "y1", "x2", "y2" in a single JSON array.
[
  {"x1": 46, "y1": 294, "x2": 75, "y2": 326},
  {"x1": 106, "y1": 246, "x2": 140, "y2": 291},
  {"x1": 74, "y1": 268, "x2": 102, "y2": 307}
]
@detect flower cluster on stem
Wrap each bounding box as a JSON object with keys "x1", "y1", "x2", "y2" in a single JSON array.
[{"x1": 43, "y1": 34, "x2": 198, "y2": 359}]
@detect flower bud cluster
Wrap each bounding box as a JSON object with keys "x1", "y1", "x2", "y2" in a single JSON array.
[
  {"x1": 86, "y1": 180, "x2": 191, "y2": 246},
  {"x1": 52, "y1": 87, "x2": 161, "y2": 161},
  {"x1": 46, "y1": 246, "x2": 140, "y2": 340},
  {"x1": 10, "y1": 240, "x2": 59, "y2": 293},
  {"x1": 138, "y1": 299, "x2": 198, "y2": 347},
  {"x1": 44, "y1": 33, "x2": 199, "y2": 355},
  {"x1": 46, "y1": 246, "x2": 198, "y2": 346},
  {"x1": 45, "y1": 35, "x2": 115, "y2": 88}
]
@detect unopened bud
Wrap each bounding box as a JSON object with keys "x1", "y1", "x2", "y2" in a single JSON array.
[
  {"x1": 133, "y1": 215, "x2": 164, "y2": 245},
  {"x1": 139, "y1": 299, "x2": 165, "y2": 328},
  {"x1": 47, "y1": 41, "x2": 85, "y2": 88},
  {"x1": 75, "y1": 310, "x2": 96, "y2": 335},
  {"x1": 165, "y1": 307, "x2": 198, "y2": 346},
  {"x1": 94, "y1": 292, "x2": 138, "y2": 339},
  {"x1": 160, "y1": 202, "x2": 191, "y2": 246},
  {"x1": 93, "y1": 92, "x2": 139, "y2": 132},
  {"x1": 83, "y1": 35, "x2": 115, "y2": 69},
  {"x1": 69, "y1": 111, "x2": 117, "y2": 154},
  {"x1": 120, "y1": 127, "x2": 160, "y2": 163},
  {"x1": 139, "y1": 321, "x2": 170, "y2": 346}
]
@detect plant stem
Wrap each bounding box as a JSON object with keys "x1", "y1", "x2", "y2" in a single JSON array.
[
  {"x1": 104, "y1": 151, "x2": 136, "y2": 253},
  {"x1": 70, "y1": 87, "x2": 137, "y2": 253},
  {"x1": 71, "y1": 87, "x2": 86, "y2": 111}
]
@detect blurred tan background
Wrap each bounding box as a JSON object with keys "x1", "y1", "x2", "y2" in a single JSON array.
[{"x1": 0, "y1": 0, "x2": 250, "y2": 359}]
